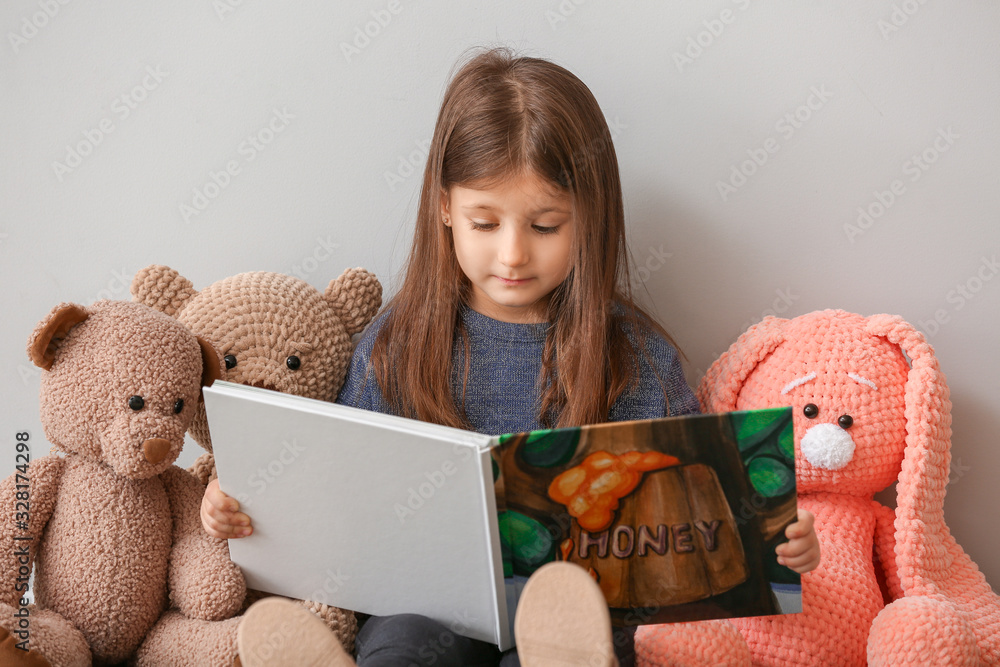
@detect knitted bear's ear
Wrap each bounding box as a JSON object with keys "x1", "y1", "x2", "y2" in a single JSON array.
[
  {"x1": 697, "y1": 316, "x2": 788, "y2": 413},
  {"x1": 325, "y1": 267, "x2": 383, "y2": 336},
  {"x1": 27, "y1": 302, "x2": 89, "y2": 370},
  {"x1": 864, "y1": 314, "x2": 952, "y2": 595},
  {"x1": 131, "y1": 264, "x2": 198, "y2": 318},
  {"x1": 196, "y1": 335, "x2": 223, "y2": 391}
]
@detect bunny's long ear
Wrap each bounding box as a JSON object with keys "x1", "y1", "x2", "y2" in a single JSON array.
[
  {"x1": 697, "y1": 316, "x2": 787, "y2": 413},
  {"x1": 865, "y1": 314, "x2": 953, "y2": 594},
  {"x1": 131, "y1": 264, "x2": 199, "y2": 317}
]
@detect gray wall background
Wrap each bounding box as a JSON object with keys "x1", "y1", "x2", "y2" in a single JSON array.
[{"x1": 2, "y1": 2, "x2": 997, "y2": 588}]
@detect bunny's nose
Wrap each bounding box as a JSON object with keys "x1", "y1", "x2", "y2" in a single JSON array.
[
  {"x1": 800, "y1": 423, "x2": 855, "y2": 470},
  {"x1": 143, "y1": 438, "x2": 171, "y2": 464}
]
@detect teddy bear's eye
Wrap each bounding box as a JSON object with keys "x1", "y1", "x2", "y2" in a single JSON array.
[
  {"x1": 803, "y1": 403, "x2": 819, "y2": 419},
  {"x1": 838, "y1": 414, "x2": 854, "y2": 429},
  {"x1": 174, "y1": 399, "x2": 184, "y2": 414},
  {"x1": 286, "y1": 355, "x2": 301, "y2": 371},
  {"x1": 224, "y1": 354, "x2": 237, "y2": 370},
  {"x1": 128, "y1": 395, "x2": 145, "y2": 411}
]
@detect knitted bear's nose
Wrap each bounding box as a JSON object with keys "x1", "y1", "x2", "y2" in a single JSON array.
[
  {"x1": 800, "y1": 423, "x2": 855, "y2": 470},
  {"x1": 142, "y1": 438, "x2": 171, "y2": 464}
]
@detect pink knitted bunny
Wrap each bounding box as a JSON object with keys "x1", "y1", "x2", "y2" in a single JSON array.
[{"x1": 636, "y1": 310, "x2": 999, "y2": 666}]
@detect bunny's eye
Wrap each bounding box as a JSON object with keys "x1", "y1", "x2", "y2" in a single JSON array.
[
  {"x1": 174, "y1": 399, "x2": 184, "y2": 414},
  {"x1": 128, "y1": 395, "x2": 145, "y2": 411},
  {"x1": 838, "y1": 414, "x2": 854, "y2": 429},
  {"x1": 803, "y1": 404, "x2": 819, "y2": 419},
  {"x1": 286, "y1": 355, "x2": 301, "y2": 371},
  {"x1": 224, "y1": 354, "x2": 237, "y2": 370}
]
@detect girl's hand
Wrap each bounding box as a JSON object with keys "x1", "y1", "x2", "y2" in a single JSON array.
[
  {"x1": 775, "y1": 508, "x2": 820, "y2": 573},
  {"x1": 201, "y1": 477, "x2": 253, "y2": 539}
]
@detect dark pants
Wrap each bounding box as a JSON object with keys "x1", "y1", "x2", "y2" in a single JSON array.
[{"x1": 355, "y1": 614, "x2": 635, "y2": 667}]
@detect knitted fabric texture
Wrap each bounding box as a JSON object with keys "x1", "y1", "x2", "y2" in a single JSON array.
[
  {"x1": 131, "y1": 264, "x2": 381, "y2": 653},
  {"x1": 636, "y1": 310, "x2": 1000, "y2": 666},
  {"x1": 0, "y1": 300, "x2": 246, "y2": 666},
  {"x1": 338, "y1": 303, "x2": 701, "y2": 435}
]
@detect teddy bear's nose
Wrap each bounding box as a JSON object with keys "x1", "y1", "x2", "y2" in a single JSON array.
[
  {"x1": 800, "y1": 423, "x2": 855, "y2": 470},
  {"x1": 142, "y1": 438, "x2": 172, "y2": 464}
]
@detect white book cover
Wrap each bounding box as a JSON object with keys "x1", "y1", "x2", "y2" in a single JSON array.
[{"x1": 203, "y1": 381, "x2": 513, "y2": 649}]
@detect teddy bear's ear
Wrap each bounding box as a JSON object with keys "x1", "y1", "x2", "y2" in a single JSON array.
[
  {"x1": 864, "y1": 314, "x2": 952, "y2": 593},
  {"x1": 325, "y1": 267, "x2": 383, "y2": 336},
  {"x1": 27, "y1": 303, "x2": 90, "y2": 370},
  {"x1": 697, "y1": 316, "x2": 788, "y2": 413},
  {"x1": 196, "y1": 335, "x2": 223, "y2": 390},
  {"x1": 131, "y1": 264, "x2": 198, "y2": 318}
]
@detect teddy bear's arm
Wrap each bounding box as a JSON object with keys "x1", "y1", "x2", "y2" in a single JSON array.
[
  {"x1": 161, "y1": 464, "x2": 246, "y2": 620},
  {"x1": 871, "y1": 499, "x2": 903, "y2": 601},
  {"x1": 0, "y1": 455, "x2": 65, "y2": 607}
]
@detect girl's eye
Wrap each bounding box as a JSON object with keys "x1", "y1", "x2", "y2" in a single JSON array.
[
  {"x1": 533, "y1": 225, "x2": 559, "y2": 235},
  {"x1": 470, "y1": 221, "x2": 496, "y2": 231}
]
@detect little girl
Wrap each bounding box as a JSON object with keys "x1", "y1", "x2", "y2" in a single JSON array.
[{"x1": 202, "y1": 46, "x2": 820, "y2": 666}]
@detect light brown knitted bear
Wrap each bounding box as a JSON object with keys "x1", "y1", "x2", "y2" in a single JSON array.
[
  {"x1": 0, "y1": 300, "x2": 247, "y2": 666},
  {"x1": 131, "y1": 264, "x2": 383, "y2": 654}
]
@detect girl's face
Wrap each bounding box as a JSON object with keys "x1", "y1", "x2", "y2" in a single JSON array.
[{"x1": 442, "y1": 171, "x2": 575, "y2": 323}]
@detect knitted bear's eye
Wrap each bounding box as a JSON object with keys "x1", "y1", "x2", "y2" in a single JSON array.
[
  {"x1": 803, "y1": 404, "x2": 819, "y2": 418},
  {"x1": 286, "y1": 355, "x2": 301, "y2": 371},
  {"x1": 838, "y1": 414, "x2": 854, "y2": 429},
  {"x1": 128, "y1": 395, "x2": 145, "y2": 411},
  {"x1": 174, "y1": 399, "x2": 184, "y2": 414},
  {"x1": 224, "y1": 354, "x2": 237, "y2": 370}
]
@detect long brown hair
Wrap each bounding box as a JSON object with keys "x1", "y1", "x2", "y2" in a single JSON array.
[{"x1": 371, "y1": 45, "x2": 677, "y2": 429}]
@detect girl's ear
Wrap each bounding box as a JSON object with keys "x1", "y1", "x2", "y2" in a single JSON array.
[
  {"x1": 697, "y1": 316, "x2": 787, "y2": 413},
  {"x1": 324, "y1": 267, "x2": 383, "y2": 336},
  {"x1": 27, "y1": 303, "x2": 90, "y2": 370},
  {"x1": 440, "y1": 188, "x2": 451, "y2": 225},
  {"x1": 131, "y1": 264, "x2": 198, "y2": 317}
]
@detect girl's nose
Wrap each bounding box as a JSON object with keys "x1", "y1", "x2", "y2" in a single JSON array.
[{"x1": 498, "y1": 227, "x2": 530, "y2": 267}]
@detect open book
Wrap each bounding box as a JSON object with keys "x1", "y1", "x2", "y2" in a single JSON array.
[{"x1": 203, "y1": 382, "x2": 799, "y2": 650}]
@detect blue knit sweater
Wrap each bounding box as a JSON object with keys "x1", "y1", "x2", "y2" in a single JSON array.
[{"x1": 336, "y1": 304, "x2": 700, "y2": 434}]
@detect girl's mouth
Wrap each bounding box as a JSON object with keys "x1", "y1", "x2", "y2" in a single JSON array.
[{"x1": 495, "y1": 276, "x2": 532, "y2": 286}]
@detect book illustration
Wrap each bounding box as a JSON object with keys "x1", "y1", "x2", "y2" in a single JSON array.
[{"x1": 493, "y1": 407, "x2": 798, "y2": 624}]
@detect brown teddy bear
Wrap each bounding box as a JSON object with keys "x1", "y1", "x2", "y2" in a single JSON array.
[
  {"x1": 0, "y1": 300, "x2": 246, "y2": 666},
  {"x1": 131, "y1": 264, "x2": 383, "y2": 653}
]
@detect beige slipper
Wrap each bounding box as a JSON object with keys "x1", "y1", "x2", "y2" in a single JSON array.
[
  {"x1": 237, "y1": 597, "x2": 355, "y2": 667},
  {"x1": 514, "y1": 562, "x2": 618, "y2": 667}
]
